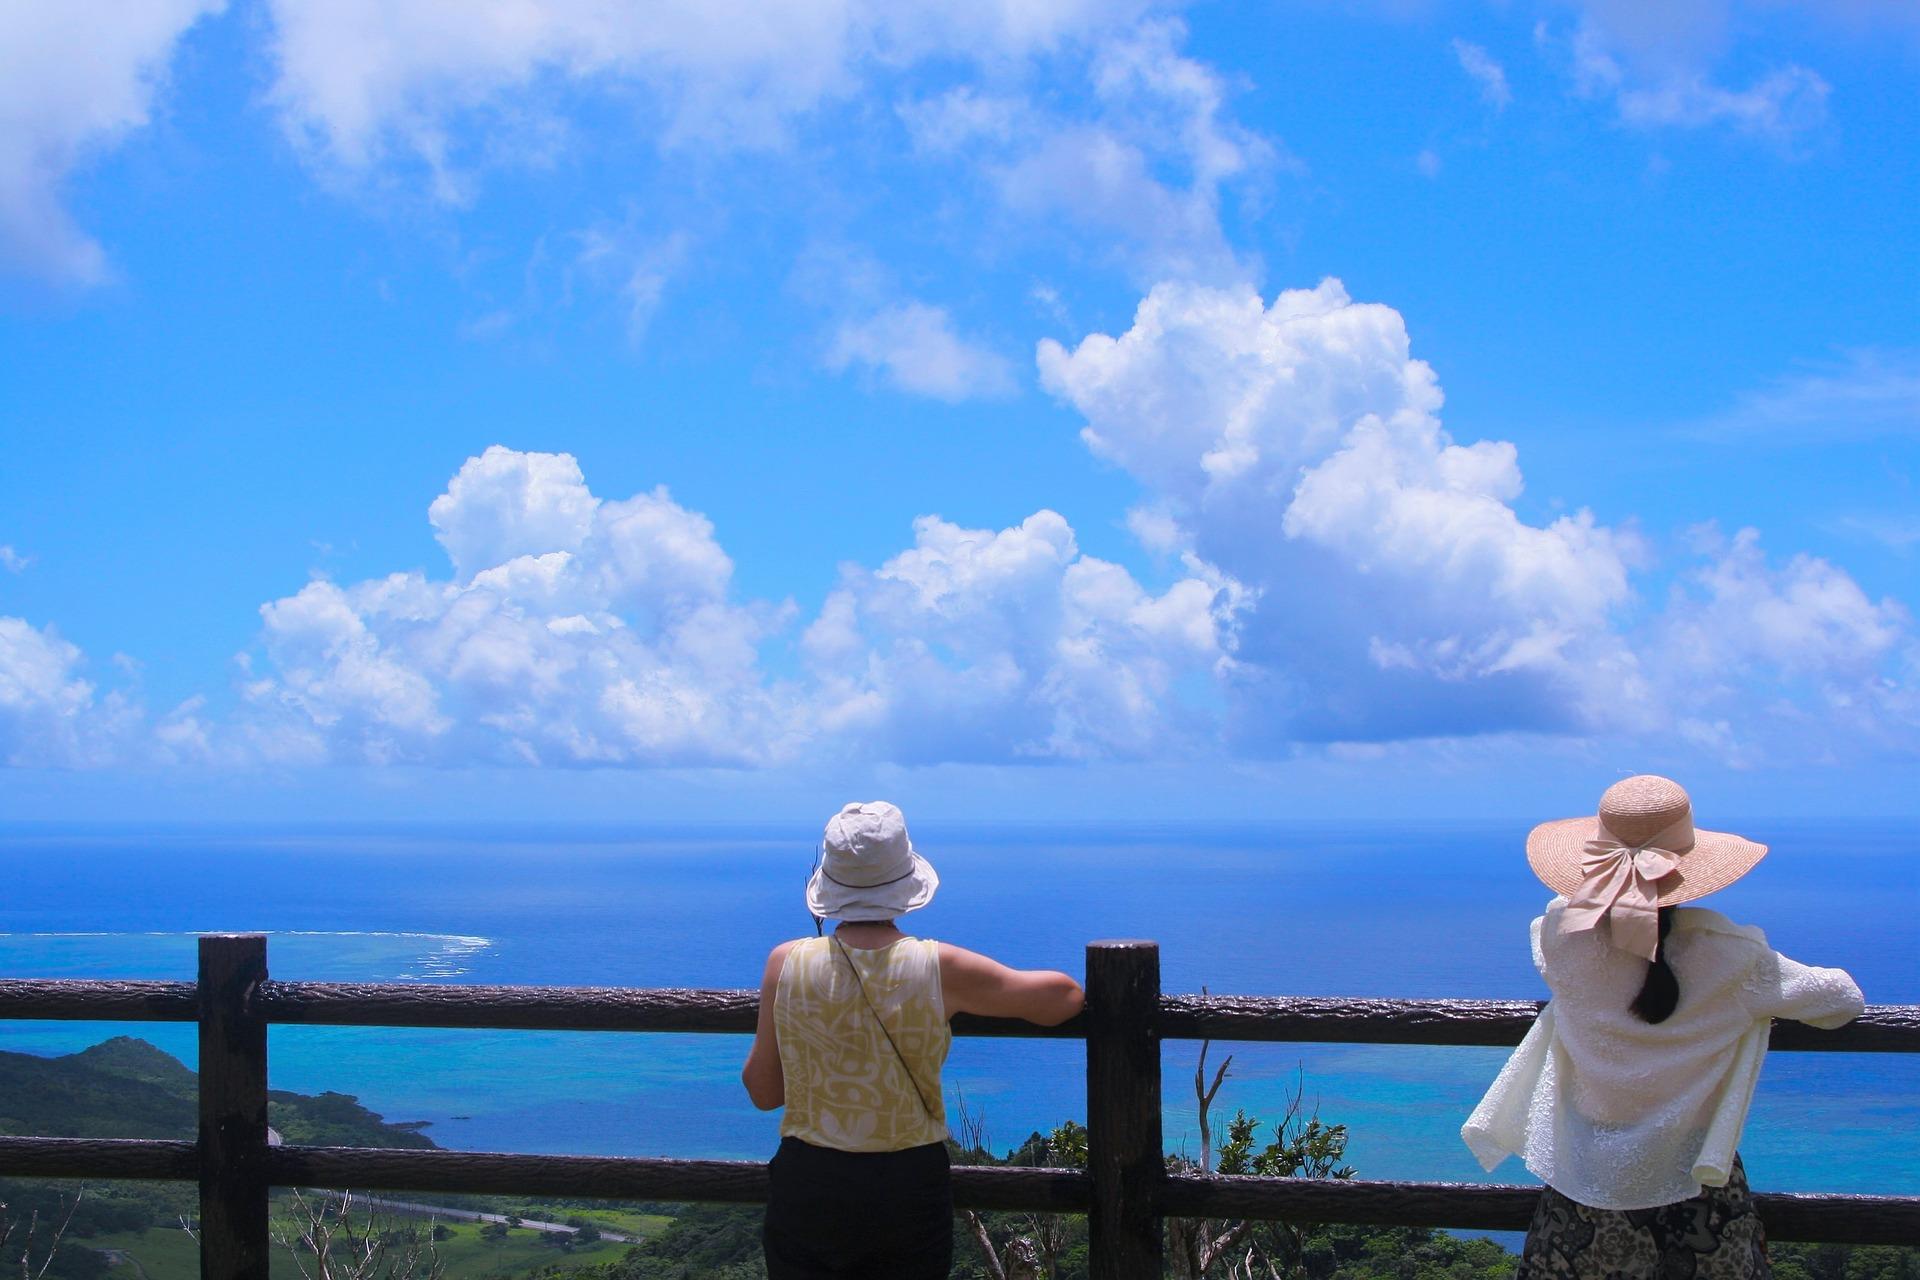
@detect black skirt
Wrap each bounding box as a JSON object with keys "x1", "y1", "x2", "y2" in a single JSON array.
[
  {"x1": 763, "y1": 1136, "x2": 954, "y2": 1280},
  {"x1": 1517, "y1": 1155, "x2": 1769, "y2": 1280}
]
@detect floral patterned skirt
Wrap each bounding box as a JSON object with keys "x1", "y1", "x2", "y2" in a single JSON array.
[{"x1": 1518, "y1": 1156, "x2": 1769, "y2": 1280}]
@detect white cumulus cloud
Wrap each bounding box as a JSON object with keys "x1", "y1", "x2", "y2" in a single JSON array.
[
  {"x1": 0, "y1": 617, "x2": 139, "y2": 766},
  {"x1": 249, "y1": 446, "x2": 789, "y2": 767},
  {"x1": 240, "y1": 445, "x2": 1225, "y2": 769},
  {"x1": 802, "y1": 510, "x2": 1234, "y2": 761},
  {"x1": 1040, "y1": 276, "x2": 1920, "y2": 760},
  {"x1": 1040, "y1": 277, "x2": 1650, "y2": 743},
  {"x1": 0, "y1": 0, "x2": 223, "y2": 284}
]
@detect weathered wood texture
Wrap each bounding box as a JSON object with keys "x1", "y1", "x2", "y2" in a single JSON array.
[
  {"x1": 252, "y1": 980, "x2": 1083, "y2": 1039},
  {"x1": 255, "y1": 981, "x2": 758, "y2": 1032},
  {"x1": 1750, "y1": 1192, "x2": 1920, "y2": 1245},
  {"x1": 0, "y1": 978, "x2": 197, "y2": 1022},
  {"x1": 198, "y1": 936, "x2": 270, "y2": 1280},
  {"x1": 264, "y1": 1146, "x2": 1092, "y2": 1213},
  {"x1": 1767, "y1": 1005, "x2": 1920, "y2": 1052},
  {"x1": 1086, "y1": 940, "x2": 1165, "y2": 1279},
  {"x1": 4, "y1": 975, "x2": 1906, "y2": 1051},
  {"x1": 1160, "y1": 995, "x2": 1541, "y2": 1046},
  {"x1": 1162, "y1": 1174, "x2": 1539, "y2": 1230},
  {"x1": 1159, "y1": 1174, "x2": 1920, "y2": 1245},
  {"x1": 0, "y1": 1136, "x2": 198, "y2": 1181},
  {"x1": 269, "y1": 1147, "x2": 771, "y2": 1203},
  {"x1": 1158, "y1": 995, "x2": 1920, "y2": 1052}
]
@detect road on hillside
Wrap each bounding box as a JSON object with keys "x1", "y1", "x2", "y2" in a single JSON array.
[{"x1": 320, "y1": 1194, "x2": 639, "y2": 1244}]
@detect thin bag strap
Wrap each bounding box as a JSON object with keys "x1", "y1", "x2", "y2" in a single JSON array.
[{"x1": 831, "y1": 935, "x2": 941, "y2": 1123}]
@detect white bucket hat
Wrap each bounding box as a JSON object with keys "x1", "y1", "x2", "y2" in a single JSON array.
[{"x1": 806, "y1": 801, "x2": 939, "y2": 922}]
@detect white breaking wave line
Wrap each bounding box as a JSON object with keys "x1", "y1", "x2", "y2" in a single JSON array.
[{"x1": 0, "y1": 930, "x2": 495, "y2": 978}]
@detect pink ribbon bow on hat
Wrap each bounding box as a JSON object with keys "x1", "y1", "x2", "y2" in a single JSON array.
[{"x1": 1559, "y1": 816, "x2": 1693, "y2": 962}]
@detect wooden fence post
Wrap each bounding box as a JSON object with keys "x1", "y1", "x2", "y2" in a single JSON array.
[
  {"x1": 1086, "y1": 939, "x2": 1163, "y2": 1278},
  {"x1": 199, "y1": 934, "x2": 270, "y2": 1280}
]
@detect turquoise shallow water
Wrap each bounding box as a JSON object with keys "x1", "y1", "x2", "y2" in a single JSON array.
[{"x1": 1, "y1": 820, "x2": 1914, "y2": 1196}]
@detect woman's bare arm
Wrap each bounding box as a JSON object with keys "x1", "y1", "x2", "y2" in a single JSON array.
[
  {"x1": 741, "y1": 940, "x2": 799, "y2": 1110},
  {"x1": 939, "y1": 944, "x2": 1085, "y2": 1026}
]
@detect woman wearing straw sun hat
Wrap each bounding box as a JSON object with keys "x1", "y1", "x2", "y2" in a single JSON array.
[
  {"x1": 1463, "y1": 776, "x2": 1865, "y2": 1280},
  {"x1": 741, "y1": 801, "x2": 1085, "y2": 1279}
]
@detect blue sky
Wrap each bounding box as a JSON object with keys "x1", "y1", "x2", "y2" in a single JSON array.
[{"x1": 1, "y1": 0, "x2": 1916, "y2": 822}]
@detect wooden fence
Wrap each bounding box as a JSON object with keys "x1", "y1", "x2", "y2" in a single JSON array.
[{"x1": 2, "y1": 935, "x2": 1917, "y2": 1279}]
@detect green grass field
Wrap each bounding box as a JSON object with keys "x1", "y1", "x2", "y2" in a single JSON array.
[
  {"x1": 486, "y1": 1203, "x2": 672, "y2": 1239},
  {"x1": 87, "y1": 1227, "x2": 200, "y2": 1280},
  {"x1": 87, "y1": 1218, "x2": 641, "y2": 1280}
]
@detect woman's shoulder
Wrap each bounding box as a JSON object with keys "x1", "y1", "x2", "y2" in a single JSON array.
[
  {"x1": 767, "y1": 935, "x2": 823, "y2": 969},
  {"x1": 1671, "y1": 906, "x2": 1769, "y2": 948},
  {"x1": 932, "y1": 940, "x2": 1003, "y2": 983}
]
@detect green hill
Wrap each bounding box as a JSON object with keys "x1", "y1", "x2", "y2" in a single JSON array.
[
  {"x1": 0, "y1": 1036, "x2": 437, "y2": 1149},
  {"x1": 1, "y1": 1037, "x2": 454, "y2": 1280}
]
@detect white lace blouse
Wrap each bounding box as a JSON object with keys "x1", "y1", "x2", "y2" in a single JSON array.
[{"x1": 1462, "y1": 898, "x2": 1863, "y2": 1210}]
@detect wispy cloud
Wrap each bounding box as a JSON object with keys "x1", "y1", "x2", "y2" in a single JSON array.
[
  {"x1": 574, "y1": 227, "x2": 693, "y2": 346},
  {"x1": 1542, "y1": 20, "x2": 1830, "y2": 147},
  {"x1": 1685, "y1": 349, "x2": 1920, "y2": 441},
  {"x1": 261, "y1": 0, "x2": 1156, "y2": 188},
  {"x1": 902, "y1": 19, "x2": 1284, "y2": 285},
  {"x1": 827, "y1": 302, "x2": 1016, "y2": 402},
  {"x1": 1451, "y1": 39, "x2": 1511, "y2": 110},
  {"x1": 0, "y1": 545, "x2": 31, "y2": 573},
  {"x1": 1827, "y1": 514, "x2": 1920, "y2": 555}
]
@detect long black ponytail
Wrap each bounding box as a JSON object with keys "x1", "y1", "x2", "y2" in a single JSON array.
[{"x1": 1630, "y1": 906, "x2": 1679, "y2": 1023}]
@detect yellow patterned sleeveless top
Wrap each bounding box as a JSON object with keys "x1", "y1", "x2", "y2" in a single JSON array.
[{"x1": 774, "y1": 935, "x2": 951, "y2": 1152}]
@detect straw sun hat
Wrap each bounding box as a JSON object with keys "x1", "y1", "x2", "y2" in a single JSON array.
[
  {"x1": 1527, "y1": 775, "x2": 1767, "y2": 960},
  {"x1": 805, "y1": 801, "x2": 939, "y2": 923}
]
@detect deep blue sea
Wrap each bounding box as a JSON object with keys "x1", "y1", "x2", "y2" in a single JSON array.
[{"x1": 2, "y1": 820, "x2": 1914, "y2": 1199}]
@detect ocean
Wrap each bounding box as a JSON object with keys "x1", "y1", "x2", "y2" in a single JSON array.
[{"x1": 1, "y1": 820, "x2": 1914, "y2": 1199}]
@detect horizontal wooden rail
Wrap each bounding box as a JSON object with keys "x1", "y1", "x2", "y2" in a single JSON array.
[
  {"x1": 1159, "y1": 1174, "x2": 1920, "y2": 1245},
  {"x1": 7, "y1": 978, "x2": 1915, "y2": 1051},
  {"x1": 7, "y1": 1136, "x2": 1910, "y2": 1246},
  {"x1": 1162, "y1": 996, "x2": 1547, "y2": 1046},
  {"x1": 0, "y1": 1136, "x2": 198, "y2": 1181},
  {"x1": 265, "y1": 1145, "x2": 1092, "y2": 1214},
  {"x1": 1158, "y1": 995, "x2": 1920, "y2": 1052},
  {"x1": 252, "y1": 980, "x2": 1081, "y2": 1039},
  {"x1": 0, "y1": 1136, "x2": 1090, "y2": 1213},
  {"x1": 0, "y1": 979, "x2": 197, "y2": 1022}
]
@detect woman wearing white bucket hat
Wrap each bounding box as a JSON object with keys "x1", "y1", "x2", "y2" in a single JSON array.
[
  {"x1": 1462, "y1": 776, "x2": 1865, "y2": 1280},
  {"x1": 741, "y1": 801, "x2": 1085, "y2": 1279}
]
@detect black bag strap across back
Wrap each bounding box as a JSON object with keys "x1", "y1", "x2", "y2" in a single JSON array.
[{"x1": 830, "y1": 934, "x2": 942, "y2": 1123}]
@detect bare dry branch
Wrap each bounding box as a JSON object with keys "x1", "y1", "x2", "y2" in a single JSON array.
[
  {"x1": 273, "y1": 1187, "x2": 444, "y2": 1280},
  {"x1": 1195, "y1": 1038, "x2": 1233, "y2": 1176},
  {"x1": 28, "y1": 1190, "x2": 84, "y2": 1280},
  {"x1": 964, "y1": 1210, "x2": 1009, "y2": 1280}
]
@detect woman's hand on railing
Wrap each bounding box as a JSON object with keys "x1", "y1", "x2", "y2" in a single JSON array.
[{"x1": 940, "y1": 944, "x2": 1087, "y2": 1027}]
